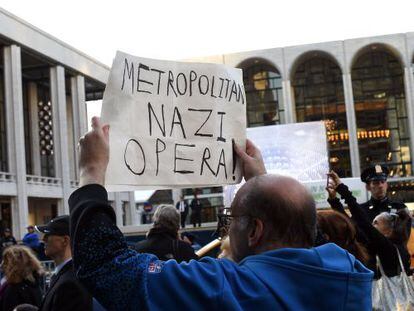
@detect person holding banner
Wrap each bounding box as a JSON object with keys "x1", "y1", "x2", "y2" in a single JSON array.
[{"x1": 69, "y1": 117, "x2": 373, "y2": 310}]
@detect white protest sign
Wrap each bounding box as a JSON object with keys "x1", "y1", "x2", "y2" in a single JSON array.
[
  {"x1": 303, "y1": 178, "x2": 368, "y2": 209},
  {"x1": 101, "y1": 51, "x2": 246, "y2": 190},
  {"x1": 224, "y1": 122, "x2": 329, "y2": 207}
]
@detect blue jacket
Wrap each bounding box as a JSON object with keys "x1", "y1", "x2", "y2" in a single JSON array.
[
  {"x1": 69, "y1": 185, "x2": 373, "y2": 311},
  {"x1": 144, "y1": 245, "x2": 373, "y2": 310}
]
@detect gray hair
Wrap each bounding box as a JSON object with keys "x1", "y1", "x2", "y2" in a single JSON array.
[{"x1": 153, "y1": 205, "x2": 180, "y2": 232}]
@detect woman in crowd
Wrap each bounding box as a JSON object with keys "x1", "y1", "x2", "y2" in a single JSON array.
[
  {"x1": 327, "y1": 171, "x2": 411, "y2": 278},
  {"x1": 133, "y1": 205, "x2": 198, "y2": 262},
  {"x1": 0, "y1": 246, "x2": 43, "y2": 311},
  {"x1": 317, "y1": 210, "x2": 370, "y2": 266}
]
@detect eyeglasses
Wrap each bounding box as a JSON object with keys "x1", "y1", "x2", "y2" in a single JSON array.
[{"x1": 217, "y1": 208, "x2": 250, "y2": 237}]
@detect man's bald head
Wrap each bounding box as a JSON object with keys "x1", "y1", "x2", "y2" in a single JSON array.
[{"x1": 231, "y1": 174, "x2": 316, "y2": 249}]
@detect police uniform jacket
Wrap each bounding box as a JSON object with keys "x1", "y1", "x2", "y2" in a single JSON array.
[{"x1": 360, "y1": 197, "x2": 407, "y2": 223}]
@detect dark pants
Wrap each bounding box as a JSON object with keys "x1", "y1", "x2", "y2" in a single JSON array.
[
  {"x1": 180, "y1": 212, "x2": 187, "y2": 228},
  {"x1": 192, "y1": 211, "x2": 201, "y2": 228}
]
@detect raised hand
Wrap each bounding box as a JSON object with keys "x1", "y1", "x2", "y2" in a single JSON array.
[
  {"x1": 234, "y1": 139, "x2": 267, "y2": 181},
  {"x1": 326, "y1": 170, "x2": 342, "y2": 190},
  {"x1": 325, "y1": 176, "x2": 338, "y2": 200},
  {"x1": 78, "y1": 117, "x2": 110, "y2": 186}
]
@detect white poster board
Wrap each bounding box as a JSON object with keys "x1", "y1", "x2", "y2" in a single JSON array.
[
  {"x1": 304, "y1": 178, "x2": 368, "y2": 209},
  {"x1": 224, "y1": 122, "x2": 329, "y2": 207},
  {"x1": 247, "y1": 122, "x2": 329, "y2": 180},
  {"x1": 101, "y1": 51, "x2": 246, "y2": 191}
]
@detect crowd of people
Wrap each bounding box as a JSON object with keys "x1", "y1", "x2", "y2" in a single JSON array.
[{"x1": 0, "y1": 116, "x2": 412, "y2": 310}]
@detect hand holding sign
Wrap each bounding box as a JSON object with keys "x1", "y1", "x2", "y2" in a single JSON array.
[
  {"x1": 101, "y1": 51, "x2": 247, "y2": 190},
  {"x1": 234, "y1": 139, "x2": 267, "y2": 181}
]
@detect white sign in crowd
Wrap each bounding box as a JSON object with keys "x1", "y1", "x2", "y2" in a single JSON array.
[{"x1": 102, "y1": 51, "x2": 246, "y2": 190}]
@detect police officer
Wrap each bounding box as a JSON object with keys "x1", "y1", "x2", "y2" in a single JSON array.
[{"x1": 359, "y1": 164, "x2": 408, "y2": 222}]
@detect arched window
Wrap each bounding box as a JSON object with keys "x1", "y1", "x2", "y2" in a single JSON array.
[
  {"x1": 292, "y1": 53, "x2": 350, "y2": 177},
  {"x1": 241, "y1": 60, "x2": 284, "y2": 127},
  {"x1": 352, "y1": 46, "x2": 411, "y2": 177}
]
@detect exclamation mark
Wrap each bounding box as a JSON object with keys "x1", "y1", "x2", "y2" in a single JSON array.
[{"x1": 232, "y1": 139, "x2": 236, "y2": 181}]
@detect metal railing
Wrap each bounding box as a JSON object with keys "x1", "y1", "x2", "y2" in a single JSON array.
[
  {"x1": 0, "y1": 172, "x2": 15, "y2": 182},
  {"x1": 26, "y1": 175, "x2": 62, "y2": 186},
  {"x1": 70, "y1": 180, "x2": 79, "y2": 188}
]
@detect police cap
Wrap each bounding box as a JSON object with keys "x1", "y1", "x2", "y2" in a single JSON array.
[{"x1": 360, "y1": 164, "x2": 389, "y2": 183}]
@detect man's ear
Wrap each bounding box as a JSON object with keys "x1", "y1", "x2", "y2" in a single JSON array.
[
  {"x1": 63, "y1": 235, "x2": 71, "y2": 246},
  {"x1": 248, "y1": 218, "x2": 264, "y2": 248}
]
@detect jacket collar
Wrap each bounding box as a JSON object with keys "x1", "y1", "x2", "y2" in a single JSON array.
[{"x1": 147, "y1": 227, "x2": 177, "y2": 240}]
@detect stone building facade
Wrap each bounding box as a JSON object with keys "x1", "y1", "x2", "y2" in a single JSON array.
[
  {"x1": 0, "y1": 8, "x2": 136, "y2": 239},
  {"x1": 177, "y1": 32, "x2": 414, "y2": 219}
]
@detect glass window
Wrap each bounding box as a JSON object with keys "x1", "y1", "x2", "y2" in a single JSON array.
[
  {"x1": 352, "y1": 47, "x2": 412, "y2": 177},
  {"x1": 22, "y1": 80, "x2": 33, "y2": 174},
  {"x1": 21, "y1": 51, "x2": 55, "y2": 177},
  {"x1": 388, "y1": 180, "x2": 414, "y2": 208},
  {"x1": 37, "y1": 81, "x2": 55, "y2": 177},
  {"x1": 241, "y1": 60, "x2": 284, "y2": 127},
  {"x1": 292, "y1": 54, "x2": 351, "y2": 177}
]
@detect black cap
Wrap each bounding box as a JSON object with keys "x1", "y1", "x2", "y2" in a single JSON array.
[
  {"x1": 361, "y1": 164, "x2": 389, "y2": 183},
  {"x1": 36, "y1": 215, "x2": 69, "y2": 236}
]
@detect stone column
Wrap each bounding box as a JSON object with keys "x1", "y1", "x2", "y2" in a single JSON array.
[
  {"x1": 403, "y1": 67, "x2": 414, "y2": 175},
  {"x1": 50, "y1": 66, "x2": 70, "y2": 214},
  {"x1": 282, "y1": 80, "x2": 295, "y2": 123},
  {"x1": 4, "y1": 45, "x2": 29, "y2": 239},
  {"x1": 70, "y1": 75, "x2": 87, "y2": 180},
  {"x1": 124, "y1": 200, "x2": 132, "y2": 226},
  {"x1": 172, "y1": 189, "x2": 181, "y2": 206},
  {"x1": 10, "y1": 198, "x2": 22, "y2": 240},
  {"x1": 128, "y1": 192, "x2": 138, "y2": 225},
  {"x1": 342, "y1": 73, "x2": 361, "y2": 177},
  {"x1": 28, "y1": 82, "x2": 41, "y2": 176},
  {"x1": 114, "y1": 192, "x2": 123, "y2": 227}
]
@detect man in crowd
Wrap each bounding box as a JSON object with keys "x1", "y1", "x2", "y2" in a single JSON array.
[
  {"x1": 358, "y1": 165, "x2": 408, "y2": 221},
  {"x1": 133, "y1": 205, "x2": 198, "y2": 262},
  {"x1": 22, "y1": 225, "x2": 40, "y2": 254},
  {"x1": 175, "y1": 195, "x2": 189, "y2": 229},
  {"x1": 36, "y1": 215, "x2": 92, "y2": 311},
  {"x1": 328, "y1": 164, "x2": 410, "y2": 232},
  {"x1": 190, "y1": 190, "x2": 202, "y2": 227},
  {"x1": 69, "y1": 117, "x2": 373, "y2": 310},
  {"x1": 0, "y1": 228, "x2": 17, "y2": 253}
]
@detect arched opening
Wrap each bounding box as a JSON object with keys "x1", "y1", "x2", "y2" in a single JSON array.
[
  {"x1": 292, "y1": 52, "x2": 350, "y2": 177},
  {"x1": 352, "y1": 44, "x2": 411, "y2": 177},
  {"x1": 240, "y1": 59, "x2": 284, "y2": 127}
]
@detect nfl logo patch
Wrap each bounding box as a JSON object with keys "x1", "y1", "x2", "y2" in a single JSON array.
[{"x1": 148, "y1": 262, "x2": 163, "y2": 274}]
